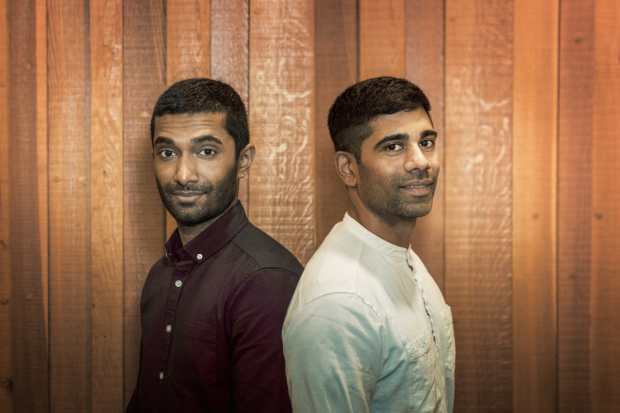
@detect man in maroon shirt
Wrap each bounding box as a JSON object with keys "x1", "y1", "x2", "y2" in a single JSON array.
[{"x1": 126, "y1": 78, "x2": 303, "y2": 412}]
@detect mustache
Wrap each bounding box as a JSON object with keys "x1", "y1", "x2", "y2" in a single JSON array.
[
  {"x1": 161, "y1": 181, "x2": 213, "y2": 193},
  {"x1": 394, "y1": 170, "x2": 436, "y2": 185}
]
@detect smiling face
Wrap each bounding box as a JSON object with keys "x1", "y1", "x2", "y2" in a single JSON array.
[
  {"x1": 153, "y1": 112, "x2": 240, "y2": 227},
  {"x1": 354, "y1": 108, "x2": 440, "y2": 225}
]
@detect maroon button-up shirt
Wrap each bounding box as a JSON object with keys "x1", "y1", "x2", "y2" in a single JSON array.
[{"x1": 126, "y1": 202, "x2": 303, "y2": 412}]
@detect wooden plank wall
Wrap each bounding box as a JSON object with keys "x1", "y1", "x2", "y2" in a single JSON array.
[{"x1": 2, "y1": 0, "x2": 619, "y2": 412}]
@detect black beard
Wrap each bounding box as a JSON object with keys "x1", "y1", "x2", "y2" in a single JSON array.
[
  {"x1": 357, "y1": 165, "x2": 438, "y2": 226},
  {"x1": 156, "y1": 163, "x2": 238, "y2": 226}
]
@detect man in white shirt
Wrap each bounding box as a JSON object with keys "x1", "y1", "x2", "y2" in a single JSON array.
[{"x1": 283, "y1": 76, "x2": 455, "y2": 413}]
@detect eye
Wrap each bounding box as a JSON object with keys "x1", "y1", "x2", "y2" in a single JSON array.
[
  {"x1": 419, "y1": 139, "x2": 435, "y2": 149},
  {"x1": 199, "y1": 148, "x2": 216, "y2": 156},
  {"x1": 159, "y1": 149, "x2": 176, "y2": 158},
  {"x1": 385, "y1": 143, "x2": 404, "y2": 152}
]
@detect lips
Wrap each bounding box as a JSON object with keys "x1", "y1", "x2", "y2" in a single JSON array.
[
  {"x1": 172, "y1": 192, "x2": 204, "y2": 203},
  {"x1": 399, "y1": 179, "x2": 433, "y2": 196}
]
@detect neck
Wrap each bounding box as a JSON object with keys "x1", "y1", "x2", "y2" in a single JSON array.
[
  {"x1": 177, "y1": 198, "x2": 237, "y2": 246},
  {"x1": 347, "y1": 195, "x2": 416, "y2": 249}
]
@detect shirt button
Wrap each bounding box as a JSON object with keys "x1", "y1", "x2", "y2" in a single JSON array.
[
  {"x1": 175, "y1": 280, "x2": 182, "y2": 287},
  {"x1": 197, "y1": 254, "x2": 203, "y2": 260},
  {"x1": 166, "y1": 325, "x2": 172, "y2": 333},
  {"x1": 159, "y1": 372, "x2": 164, "y2": 380}
]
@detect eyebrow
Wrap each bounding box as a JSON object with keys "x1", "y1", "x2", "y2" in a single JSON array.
[
  {"x1": 373, "y1": 130, "x2": 438, "y2": 150},
  {"x1": 153, "y1": 135, "x2": 223, "y2": 146}
]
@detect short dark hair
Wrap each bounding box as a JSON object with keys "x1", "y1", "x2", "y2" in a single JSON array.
[
  {"x1": 327, "y1": 76, "x2": 432, "y2": 163},
  {"x1": 150, "y1": 78, "x2": 249, "y2": 157}
]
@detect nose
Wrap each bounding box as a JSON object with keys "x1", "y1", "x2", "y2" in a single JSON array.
[
  {"x1": 174, "y1": 153, "x2": 199, "y2": 186},
  {"x1": 404, "y1": 145, "x2": 430, "y2": 172}
]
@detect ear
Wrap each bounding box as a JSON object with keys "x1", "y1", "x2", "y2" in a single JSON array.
[
  {"x1": 237, "y1": 143, "x2": 256, "y2": 179},
  {"x1": 335, "y1": 151, "x2": 358, "y2": 188}
]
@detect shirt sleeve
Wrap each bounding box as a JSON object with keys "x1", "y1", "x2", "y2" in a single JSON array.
[
  {"x1": 282, "y1": 293, "x2": 384, "y2": 413},
  {"x1": 227, "y1": 268, "x2": 300, "y2": 413}
]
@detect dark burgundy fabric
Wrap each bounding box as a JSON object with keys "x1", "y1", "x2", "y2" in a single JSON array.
[{"x1": 126, "y1": 202, "x2": 303, "y2": 413}]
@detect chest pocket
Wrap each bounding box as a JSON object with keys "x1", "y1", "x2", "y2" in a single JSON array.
[
  {"x1": 169, "y1": 318, "x2": 217, "y2": 389},
  {"x1": 406, "y1": 331, "x2": 435, "y2": 386}
]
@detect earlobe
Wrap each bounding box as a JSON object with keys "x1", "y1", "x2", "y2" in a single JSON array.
[
  {"x1": 237, "y1": 143, "x2": 256, "y2": 179},
  {"x1": 335, "y1": 152, "x2": 357, "y2": 188}
]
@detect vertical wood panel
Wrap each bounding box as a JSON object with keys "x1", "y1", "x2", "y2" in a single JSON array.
[
  {"x1": 165, "y1": 0, "x2": 211, "y2": 238},
  {"x1": 512, "y1": 0, "x2": 559, "y2": 412},
  {"x1": 591, "y1": 0, "x2": 620, "y2": 410},
  {"x1": 123, "y1": 0, "x2": 166, "y2": 404},
  {"x1": 35, "y1": 0, "x2": 48, "y2": 340},
  {"x1": 211, "y1": 0, "x2": 250, "y2": 211},
  {"x1": 314, "y1": 0, "x2": 356, "y2": 248},
  {"x1": 248, "y1": 0, "x2": 315, "y2": 264},
  {"x1": 405, "y1": 0, "x2": 446, "y2": 292},
  {"x1": 445, "y1": 0, "x2": 514, "y2": 411},
  {"x1": 9, "y1": 0, "x2": 50, "y2": 410},
  {"x1": 48, "y1": 0, "x2": 91, "y2": 410},
  {"x1": 359, "y1": 0, "x2": 405, "y2": 79},
  {"x1": 90, "y1": 0, "x2": 123, "y2": 411},
  {"x1": 558, "y1": 0, "x2": 594, "y2": 411},
  {"x1": 0, "y1": 0, "x2": 11, "y2": 409}
]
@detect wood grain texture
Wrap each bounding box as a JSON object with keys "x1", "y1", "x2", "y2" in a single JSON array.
[
  {"x1": 248, "y1": 0, "x2": 315, "y2": 264},
  {"x1": 591, "y1": 0, "x2": 620, "y2": 410},
  {"x1": 359, "y1": 0, "x2": 405, "y2": 80},
  {"x1": 165, "y1": 0, "x2": 211, "y2": 238},
  {"x1": 48, "y1": 0, "x2": 91, "y2": 410},
  {"x1": 0, "y1": 0, "x2": 11, "y2": 410},
  {"x1": 405, "y1": 0, "x2": 446, "y2": 292},
  {"x1": 35, "y1": 0, "x2": 48, "y2": 344},
  {"x1": 314, "y1": 0, "x2": 356, "y2": 249},
  {"x1": 90, "y1": 0, "x2": 123, "y2": 411},
  {"x1": 123, "y1": 0, "x2": 166, "y2": 405},
  {"x1": 557, "y1": 0, "x2": 594, "y2": 411},
  {"x1": 444, "y1": 0, "x2": 514, "y2": 411},
  {"x1": 9, "y1": 0, "x2": 50, "y2": 410},
  {"x1": 211, "y1": 0, "x2": 250, "y2": 211},
  {"x1": 512, "y1": 0, "x2": 559, "y2": 412}
]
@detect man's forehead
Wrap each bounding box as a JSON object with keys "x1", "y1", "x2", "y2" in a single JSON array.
[
  {"x1": 154, "y1": 112, "x2": 227, "y2": 135},
  {"x1": 367, "y1": 109, "x2": 434, "y2": 138}
]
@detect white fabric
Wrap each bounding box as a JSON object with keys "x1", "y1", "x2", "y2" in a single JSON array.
[{"x1": 283, "y1": 213, "x2": 455, "y2": 413}]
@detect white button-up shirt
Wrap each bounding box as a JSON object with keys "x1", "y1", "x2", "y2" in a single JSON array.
[{"x1": 283, "y1": 213, "x2": 455, "y2": 413}]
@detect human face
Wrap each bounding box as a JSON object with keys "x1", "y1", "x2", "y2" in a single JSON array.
[
  {"x1": 356, "y1": 108, "x2": 439, "y2": 225},
  {"x1": 153, "y1": 112, "x2": 239, "y2": 226}
]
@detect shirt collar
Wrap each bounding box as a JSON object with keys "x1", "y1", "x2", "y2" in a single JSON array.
[
  {"x1": 165, "y1": 201, "x2": 249, "y2": 264},
  {"x1": 342, "y1": 213, "x2": 409, "y2": 263}
]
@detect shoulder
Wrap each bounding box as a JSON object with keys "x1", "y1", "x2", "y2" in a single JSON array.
[
  {"x1": 292, "y1": 222, "x2": 369, "y2": 306},
  {"x1": 232, "y1": 222, "x2": 303, "y2": 276}
]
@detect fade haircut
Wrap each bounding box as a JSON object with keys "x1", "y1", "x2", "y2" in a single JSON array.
[
  {"x1": 327, "y1": 76, "x2": 432, "y2": 163},
  {"x1": 150, "y1": 78, "x2": 249, "y2": 158}
]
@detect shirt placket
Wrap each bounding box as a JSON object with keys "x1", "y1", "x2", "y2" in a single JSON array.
[
  {"x1": 153, "y1": 257, "x2": 195, "y2": 406},
  {"x1": 407, "y1": 256, "x2": 444, "y2": 406}
]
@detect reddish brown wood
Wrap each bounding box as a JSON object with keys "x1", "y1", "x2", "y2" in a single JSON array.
[
  {"x1": 591, "y1": 0, "x2": 620, "y2": 410},
  {"x1": 405, "y1": 0, "x2": 445, "y2": 292},
  {"x1": 359, "y1": 0, "x2": 405, "y2": 80},
  {"x1": 0, "y1": 0, "x2": 12, "y2": 410},
  {"x1": 248, "y1": 0, "x2": 315, "y2": 265},
  {"x1": 9, "y1": 0, "x2": 50, "y2": 411},
  {"x1": 90, "y1": 0, "x2": 124, "y2": 411},
  {"x1": 123, "y1": 0, "x2": 166, "y2": 405},
  {"x1": 211, "y1": 0, "x2": 250, "y2": 211},
  {"x1": 314, "y1": 0, "x2": 356, "y2": 248},
  {"x1": 165, "y1": 0, "x2": 211, "y2": 238},
  {"x1": 558, "y1": 0, "x2": 594, "y2": 411},
  {"x1": 444, "y1": 0, "x2": 514, "y2": 411},
  {"x1": 48, "y1": 0, "x2": 90, "y2": 410},
  {"x1": 512, "y1": 0, "x2": 559, "y2": 412}
]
